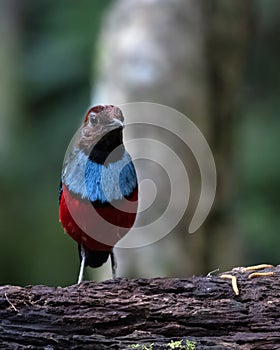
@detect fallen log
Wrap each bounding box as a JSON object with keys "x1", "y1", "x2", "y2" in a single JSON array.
[{"x1": 0, "y1": 265, "x2": 279, "y2": 349}]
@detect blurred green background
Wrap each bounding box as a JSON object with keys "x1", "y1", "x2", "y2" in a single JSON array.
[{"x1": 0, "y1": 0, "x2": 279, "y2": 286}]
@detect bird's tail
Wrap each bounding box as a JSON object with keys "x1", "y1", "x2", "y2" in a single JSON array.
[{"x1": 78, "y1": 244, "x2": 110, "y2": 268}]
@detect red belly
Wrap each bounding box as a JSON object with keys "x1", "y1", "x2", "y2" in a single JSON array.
[{"x1": 59, "y1": 185, "x2": 138, "y2": 251}]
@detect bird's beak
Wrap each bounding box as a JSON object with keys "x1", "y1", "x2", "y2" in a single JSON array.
[{"x1": 111, "y1": 118, "x2": 124, "y2": 129}]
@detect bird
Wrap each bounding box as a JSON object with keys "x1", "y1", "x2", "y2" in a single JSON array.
[{"x1": 59, "y1": 105, "x2": 138, "y2": 283}]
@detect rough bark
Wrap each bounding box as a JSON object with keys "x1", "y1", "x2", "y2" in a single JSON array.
[{"x1": 0, "y1": 265, "x2": 279, "y2": 349}]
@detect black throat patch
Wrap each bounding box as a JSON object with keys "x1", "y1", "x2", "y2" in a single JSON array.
[{"x1": 89, "y1": 127, "x2": 124, "y2": 165}]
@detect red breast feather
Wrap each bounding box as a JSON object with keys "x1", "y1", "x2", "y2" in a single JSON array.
[{"x1": 59, "y1": 184, "x2": 138, "y2": 251}]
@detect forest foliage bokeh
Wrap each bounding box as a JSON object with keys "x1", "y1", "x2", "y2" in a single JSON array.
[{"x1": 0, "y1": 0, "x2": 279, "y2": 286}]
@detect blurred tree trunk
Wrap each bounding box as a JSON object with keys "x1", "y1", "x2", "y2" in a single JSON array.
[
  {"x1": 204, "y1": 0, "x2": 253, "y2": 270},
  {"x1": 0, "y1": 0, "x2": 22, "y2": 161},
  {"x1": 91, "y1": 0, "x2": 253, "y2": 279}
]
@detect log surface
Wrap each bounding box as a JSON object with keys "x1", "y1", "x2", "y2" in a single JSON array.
[{"x1": 0, "y1": 266, "x2": 279, "y2": 349}]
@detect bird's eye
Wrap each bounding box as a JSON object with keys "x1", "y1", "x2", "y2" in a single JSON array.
[{"x1": 89, "y1": 112, "x2": 98, "y2": 125}]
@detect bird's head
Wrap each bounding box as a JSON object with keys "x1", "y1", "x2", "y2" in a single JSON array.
[
  {"x1": 84, "y1": 105, "x2": 124, "y2": 128},
  {"x1": 76, "y1": 105, "x2": 125, "y2": 163}
]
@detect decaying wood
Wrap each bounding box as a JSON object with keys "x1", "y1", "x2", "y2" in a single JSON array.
[{"x1": 0, "y1": 265, "x2": 279, "y2": 349}]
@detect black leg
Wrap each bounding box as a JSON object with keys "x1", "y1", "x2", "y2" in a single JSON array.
[{"x1": 110, "y1": 250, "x2": 117, "y2": 279}]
